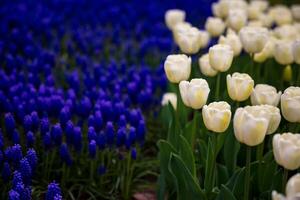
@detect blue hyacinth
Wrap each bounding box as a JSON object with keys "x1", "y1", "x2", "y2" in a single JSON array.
[
  {"x1": 19, "y1": 158, "x2": 32, "y2": 185},
  {"x1": 25, "y1": 149, "x2": 38, "y2": 171},
  {"x1": 2, "y1": 162, "x2": 11, "y2": 182},
  {"x1": 8, "y1": 190, "x2": 20, "y2": 200},
  {"x1": 88, "y1": 140, "x2": 97, "y2": 159},
  {"x1": 46, "y1": 182, "x2": 62, "y2": 200}
]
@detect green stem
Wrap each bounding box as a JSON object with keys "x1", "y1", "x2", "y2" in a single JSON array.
[
  {"x1": 282, "y1": 168, "x2": 288, "y2": 192},
  {"x1": 124, "y1": 153, "x2": 132, "y2": 200},
  {"x1": 256, "y1": 142, "x2": 264, "y2": 163},
  {"x1": 215, "y1": 73, "x2": 221, "y2": 100},
  {"x1": 244, "y1": 146, "x2": 251, "y2": 200}
]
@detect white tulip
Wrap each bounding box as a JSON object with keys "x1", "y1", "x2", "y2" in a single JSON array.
[
  {"x1": 269, "y1": 5, "x2": 293, "y2": 26},
  {"x1": 247, "y1": 20, "x2": 264, "y2": 27},
  {"x1": 209, "y1": 44, "x2": 234, "y2": 72},
  {"x1": 199, "y1": 30, "x2": 211, "y2": 49},
  {"x1": 272, "y1": 173, "x2": 300, "y2": 200},
  {"x1": 227, "y1": 9, "x2": 247, "y2": 32},
  {"x1": 293, "y1": 40, "x2": 300, "y2": 64},
  {"x1": 250, "y1": 0, "x2": 269, "y2": 12},
  {"x1": 254, "y1": 37, "x2": 276, "y2": 62},
  {"x1": 247, "y1": 4, "x2": 262, "y2": 20},
  {"x1": 258, "y1": 13, "x2": 273, "y2": 28},
  {"x1": 281, "y1": 86, "x2": 300, "y2": 123},
  {"x1": 205, "y1": 17, "x2": 225, "y2": 37},
  {"x1": 274, "y1": 25, "x2": 299, "y2": 41},
  {"x1": 218, "y1": 31, "x2": 242, "y2": 56},
  {"x1": 161, "y1": 93, "x2": 177, "y2": 109},
  {"x1": 294, "y1": 23, "x2": 300, "y2": 34},
  {"x1": 202, "y1": 101, "x2": 231, "y2": 133},
  {"x1": 164, "y1": 54, "x2": 191, "y2": 83},
  {"x1": 274, "y1": 40, "x2": 294, "y2": 65},
  {"x1": 212, "y1": 2, "x2": 222, "y2": 18},
  {"x1": 176, "y1": 27, "x2": 202, "y2": 54},
  {"x1": 261, "y1": 105, "x2": 281, "y2": 135},
  {"x1": 172, "y1": 22, "x2": 192, "y2": 44},
  {"x1": 218, "y1": 0, "x2": 248, "y2": 18},
  {"x1": 273, "y1": 133, "x2": 300, "y2": 170},
  {"x1": 198, "y1": 54, "x2": 218, "y2": 77},
  {"x1": 227, "y1": 73, "x2": 254, "y2": 101},
  {"x1": 179, "y1": 79, "x2": 210, "y2": 109},
  {"x1": 291, "y1": 5, "x2": 300, "y2": 21},
  {"x1": 234, "y1": 106, "x2": 270, "y2": 146},
  {"x1": 251, "y1": 84, "x2": 281, "y2": 106},
  {"x1": 239, "y1": 26, "x2": 269, "y2": 53},
  {"x1": 165, "y1": 9, "x2": 186, "y2": 30}
]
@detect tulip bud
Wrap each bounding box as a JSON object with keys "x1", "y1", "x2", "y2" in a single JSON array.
[
  {"x1": 179, "y1": 79, "x2": 210, "y2": 109},
  {"x1": 172, "y1": 22, "x2": 192, "y2": 43},
  {"x1": 176, "y1": 27, "x2": 202, "y2": 54},
  {"x1": 161, "y1": 93, "x2": 177, "y2": 109},
  {"x1": 274, "y1": 25, "x2": 299, "y2": 41},
  {"x1": 227, "y1": 9, "x2": 247, "y2": 32},
  {"x1": 281, "y1": 86, "x2": 300, "y2": 123},
  {"x1": 218, "y1": 31, "x2": 242, "y2": 56},
  {"x1": 199, "y1": 30, "x2": 211, "y2": 49},
  {"x1": 198, "y1": 54, "x2": 218, "y2": 77},
  {"x1": 251, "y1": 84, "x2": 281, "y2": 106},
  {"x1": 250, "y1": 0, "x2": 269, "y2": 12},
  {"x1": 283, "y1": 65, "x2": 292, "y2": 82},
  {"x1": 286, "y1": 173, "x2": 300, "y2": 198},
  {"x1": 269, "y1": 5, "x2": 292, "y2": 26},
  {"x1": 234, "y1": 106, "x2": 270, "y2": 146},
  {"x1": 209, "y1": 44, "x2": 234, "y2": 72},
  {"x1": 274, "y1": 40, "x2": 294, "y2": 65},
  {"x1": 258, "y1": 13, "x2": 273, "y2": 28},
  {"x1": 212, "y1": 2, "x2": 222, "y2": 18},
  {"x1": 205, "y1": 17, "x2": 225, "y2": 37},
  {"x1": 218, "y1": 0, "x2": 248, "y2": 18},
  {"x1": 262, "y1": 105, "x2": 281, "y2": 135},
  {"x1": 254, "y1": 37, "x2": 276, "y2": 63},
  {"x1": 227, "y1": 73, "x2": 254, "y2": 101},
  {"x1": 202, "y1": 101, "x2": 231, "y2": 133},
  {"x1": 247, "y1": 4, "x2": 262, "y2": 20},
  {"x1": 239, "y1": 26, "x2": 269, "y2": 53},
  {"x1": 293, "y1": 40, "x2": 300, "y2": 64},
  {"x1": 165, "y1": 9, "x2": 186, "y2": 30},
  {"x1": 273, "y1": 133, "x2": 300, "y2": 170},
  {"x1": 292, "y1": 5, "x2": 300, "y2": 21},
  {"x1": 164, "y1": 54, "x2": 191, "y2": 83}
]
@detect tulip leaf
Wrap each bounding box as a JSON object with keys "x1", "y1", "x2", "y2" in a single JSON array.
[
  {"x1": 224, "y1": 131, "x2": 240, "y2": 175},
  {"x1": 216, "y1": 185, "x2": 237, "y2": 200},
  {"x1": 197, "y1": 139, "x2": 208, "y2": 168},
  {"x1": 216, "y1": 164, "x2": 229, "y2": 187},
  {"x1": 204, "y1": 138, "x2": 214, "y2": 192},
  {"x1": 157, "y1": 174, "x2": 166, "y2": 200},
  {"x1": 182, "y1": 111, "x2": 199, "y2": 146},
  {"x1": 168, "y1": 153, "x2": 205, "y2": 200},
  {"x1": 179, "y1": 135, "x2": 196, "y2": 177}
]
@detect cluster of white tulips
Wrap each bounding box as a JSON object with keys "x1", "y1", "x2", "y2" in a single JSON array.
[{"x1": 161, "y1": 0, "x2": 300, "y2": 199}]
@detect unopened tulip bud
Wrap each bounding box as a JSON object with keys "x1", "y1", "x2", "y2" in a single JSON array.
[
  {"x1": 198, "y1": 54, "x2": 218, "y2": 77},
  {"x1": 227, "y1": 73, "x2": 254, "y2": 101},
  {"x1": 293, "y1": 40, "x2": 300, "y2": 64},
  {"x1": 262, "y1": 105, "x2": 281, "y2": 135},
  {"x1": 209, "y1": 44, "x2": 234, "y2": 72},
  {"x1": 273, "y1": 133, "x2": 300, "y2": 170},
  {"x1": 164, "y1": 54, "x2": 191, "y2": 83},
  {"x1": 165, "y1": 9, "x2": 186, "y2": 30},
  {"x1": 239, "y1": 26, "x2": 269, "y2": 53},
  {"x1": 179, "y1": 79, "x2": 210, "y2": 109},
  {"x1": 202, "y1": 101, "x2": 231, "y2": 133},
  {"x1": 281, "y1": 86, "x2": 300, "y2": 123},
  {"x1": 251, "y1": 84, "x2": 281, "y2": 106},
  {"x1": 161, "y1": 93, "x2": 177, "y2": 110},
  {"x1": 283, "y1": 65, "x2": 292, "y2": 82},
  {"x1": 218, "y1": 32, "x2": 242, "y2": 56},
  {"x1": 227, "y1": 9, "x2": 247, "y2": 32},
  {"x1": 234, "y1": 106, "x2": 270, "y2": 146},
  {"x1": 274, "y1": 40, "x2": 294, "y2": 65},
  {"x1": 176, "y1": 27, "x2": 202, "y2": 54},
  {"x1": 205, "y1": 17, "x2": 225, "y2": 37}
]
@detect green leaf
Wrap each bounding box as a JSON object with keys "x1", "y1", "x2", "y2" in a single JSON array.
[
  {"x1": 204, "y1": 138, "x2": 214, "y2": 192},
  {"x1": 197, "y1": 139, "x2": 208, "y2": 168},
  {"x1": 168, "y1": 153, "x2": 205, "y2": 200},
  {"x1": 224, "y1": 131, "x2": 240, "y2": 175},
  {"x1": 157, "y1": 174, "x2": 166, "y2": 200},
  {"x1": 216, "y1": 164, "x2": 229, "y2": 187},
  {"x1": 179, "y1": 135, "x2": 196, "y2": 177},
  {"x1": 216, "y1": 185, "x2": 237, "y2": 200},
  {"x1": 182, "y1": 111, "x2": 199, "y2": 146}
]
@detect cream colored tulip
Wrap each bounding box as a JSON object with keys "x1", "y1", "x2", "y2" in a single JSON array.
[
  {"x1": 209, "y1": 44, "x2": 234, "y2": 72},
  {"x1": 291, "y1": 5, "x2": 300, "y2": 21},
  {"x1": 274, "y1": 40, "x2": 294, "y2": 65},
  {"x1": 205, "y1": 17, "x2": 225, "y2": 37},
  {"x1": 239, "y1": 26, "x2": 269, "y2": 53},
  {"x1": 273, "y1": 133, "x2": 300, "y2": 170},
  {"x1": 254, "y1": 37, "x2": 276, "y2": 62},
  {"x1": 247, "y1": 4, "x2": 262, "y2": 20},
  {"x1": 212, "y1": 2, "x2": 222, "y2": 18},
  {"x1": 165, "y1": 9, "x2": 186, "y2": 30},
  {"x1": 272, "y1": 173, "x2": 300, "y2": 200},
  {"x1": 274, "y1": 25, "x2": 299, "y2": 41},
  {"x1": 172, "y1": 22, "x2": 192, "y2": 44},
  {"x1": 227, "y1": 73, "x2": 254, "y2": 101},
  {"x1": 247, "y1": 20, "x2": 264, "y2": 27},
  {"x1": 234, "y1": 106, "x2": 269, "y2": 146},
  {"x1": 281, "y1": 86, "x2": 300, "y2": 123},
  {"x1": 258, "y1": 13, "x2": 273, "y2": 28},
  {"x1": 164, "y1": 54, "x2": 191, "y2": 83},
  {"x1": 227, "y1": 9, "x2": 247, "y2": 32},
  {"x1": 251, "y1": 84, "x2": 281, "y2": 106},
  {"x1": 262, "y1": 105, "x2": 281, "y2": 135},
  {"x1": 161, "y1": 93, "x2": 177, "y2": 110},
  {"x1": 199, "y1": 30, "x2": 211, "y2": 49},
  {"x1": 179, "y1": 79, "x2": 210, "y2": 109},
  {"x1": 202, "y1": 101, "x2": 231, "y2": 133},
  {"x1": 250, "y1": 0, "x2": 269, "y2": 12},
  {"x1": 198, "y1": 54, "x2": 218, "y2": 77},
  {"x1": 176, "y1": 27, "x2": 202, "y2": 54},
  {"x1": 293, "y1": 40, "x2": 300, "y2": 64},
  {"x1": 218, "y1": 0, "x2": 248, "y2": 18},
  {"x1": 218, "y1": 32, "x2": 242, "y2": 56},
  {"x1": 269, "y1": 5, "x2": 293, "y2": 26}
]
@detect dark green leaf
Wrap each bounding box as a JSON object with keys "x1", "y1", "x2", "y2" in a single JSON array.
[{"x1": 179, "y1": 135, "x2": 196, "y2": 177}]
